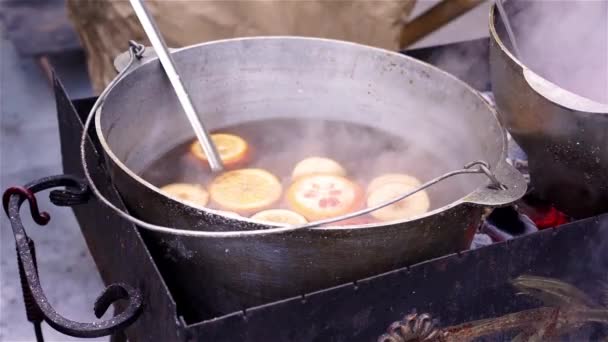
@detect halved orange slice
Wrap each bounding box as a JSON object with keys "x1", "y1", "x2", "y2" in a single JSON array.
[
  {"x1": 287, "y1": 175, "x2": 363, "y2": 221},
  {"x1": 209, "y1": 168, "x2": 282, "y2": 214},
  {"x1": 160, "y1": 183, "x2": 209, "y2": 208},
  {"x1": 190, "y1": 133, "x2": 249, "y2": 167},
  {"x1": 367, "y1": 173, "x2": 423, "y2": 194},
  {"x1": 366, "y1": 182, "x2": 430, "y2": 222},
  {"x1": 291, "y1": 157, "x2": 346, "y2": 180},
  {"x1": 251, "y1": 209, "x2": 308, "y2": 225}
]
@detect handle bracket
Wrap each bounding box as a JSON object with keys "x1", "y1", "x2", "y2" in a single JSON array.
[{"x1": 3, "y1": 175, "x2": 144, "y2": 339}]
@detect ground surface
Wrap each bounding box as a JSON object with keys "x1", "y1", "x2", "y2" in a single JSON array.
[{"x1": 0, "y1": 28, "x2": 104, "y2": 342}]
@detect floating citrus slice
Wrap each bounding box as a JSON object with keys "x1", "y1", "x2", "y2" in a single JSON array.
[
  {"x1": 366, "y1": 182, "x2": 430, "y2": 222},
  {"x1": 287, "y1": 175, "x2": 362, "y2": 221},
  {"x1": 367, "y1": 173, "x2": 423, "y2": 193},
  {"x1": 251, "y1": 209, "x2": 308, "y2": 225},
  {"x1": 160, "y1": 183, "x2": 209, "y2": 208},
  {"x1": 209, "y1": 168, "x2": 282, "y2": 214},
  {"x1": 190, "y1": 133, "x2": 249, "y2": 167},
  {"x1": 291, "y1": 157, "x2": 346, "y2": 180}
]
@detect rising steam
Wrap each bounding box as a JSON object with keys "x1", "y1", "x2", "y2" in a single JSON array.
[{"x1": 509, "y1": 0, "x2": 608, "y2": 103}]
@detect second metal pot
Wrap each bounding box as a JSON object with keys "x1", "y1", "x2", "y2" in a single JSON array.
[{"x1": 490, "y1": 2, "x2": 608, "y2": 218}]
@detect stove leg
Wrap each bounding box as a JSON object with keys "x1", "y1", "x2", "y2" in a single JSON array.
[{"x1": 16, "y1": 238, "x2": 45, "y2": 342}]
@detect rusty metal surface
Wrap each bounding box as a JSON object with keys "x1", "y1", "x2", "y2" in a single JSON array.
[{"x1": 0, "y1": 0, "x2": 81, "y2": 56}]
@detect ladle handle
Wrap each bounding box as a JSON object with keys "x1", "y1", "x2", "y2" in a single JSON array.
[
  {"x1": 495, "y1": 0, "x2": 522, "y2": 60},
  {"x1": 129, "y1": 0, "x2": 224, "y2": 172}
]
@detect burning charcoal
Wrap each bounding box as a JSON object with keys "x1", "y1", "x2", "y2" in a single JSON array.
[
  {"x1": 470, "y1": 233, "x2": 493, "y2": 249},
  {"x1": 481, "y1": 207, "x2": 539, "y2": 242},
  {"x1": 519, "y1": 214, "x2": 538, "y2": 233},
  {"x1": 481, "y1": 214, "x2": 538, "y2": 242},
  {"x1": 518, "y1": 195, "x2": 571, "y2": 229},
  {"x1": 481, "y1": 220, "x2": 513, "y2": 242},
  {"x1": 486, "y1": 207, "x2": 527, "y2": 235}
]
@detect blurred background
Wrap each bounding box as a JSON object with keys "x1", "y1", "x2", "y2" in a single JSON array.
[{"x1": 0, "y1": 1, "x2": 490, "y2": 340}]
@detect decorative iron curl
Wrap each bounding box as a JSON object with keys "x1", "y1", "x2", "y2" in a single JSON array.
[
  {"x1": 379, "y1": 312, "x2": 443, "y2": 342},
  {"x1": 3, "y1": 174, "x2": 143, "y2": 339}
]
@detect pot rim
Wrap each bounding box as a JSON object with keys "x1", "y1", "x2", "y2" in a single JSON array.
[
  {"x1": 95, "y1": 36, "x2": 520, "y2": 231},
  {"x1": 488, "y1": 4, "x2": 608, "y2": 113}
]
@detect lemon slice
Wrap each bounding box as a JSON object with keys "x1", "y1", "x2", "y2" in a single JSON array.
[
  {"x1": 209, "y1": 168, "x2": 282, "y2": 214},
  {"x1": 251, "y1": 209, "x2": 308, "y2": 225},
  {"x1": 366, "y1": 183, "x2": 430, "y2": 221},
  {"x1": 367, "y1": 173, "x2": 423, "y2": 193},
  {"x1": 190, "y1": 133, "x2": 249, "y2": 166},
  {"x1": 160, "y1": 183, "x2": 209, "y2": 207},
  {"x1": 291, "y1": 157, "x2": 346, "y2": 180}
]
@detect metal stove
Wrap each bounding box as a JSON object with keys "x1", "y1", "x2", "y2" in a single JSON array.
[{"x1": 4, "y1": 38, "x2": 608, "y2": 341}]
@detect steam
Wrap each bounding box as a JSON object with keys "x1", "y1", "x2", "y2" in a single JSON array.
[
  {"x1": 507, "y1": 0, "x2": 608, "y2": 103},
  {"x1": 141, "y1": 118, "x2": 472, "y2": 213},
  {"x1": 420, "y1": 0, "x2": 608, "y2": 105},
  {"x1": 420, "y1": 39, "x2": 491, "y2": 91}
]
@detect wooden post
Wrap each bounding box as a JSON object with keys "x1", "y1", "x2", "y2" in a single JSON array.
[{"x1": 399, "y1": 0, "x2": 486, "y2": 49}]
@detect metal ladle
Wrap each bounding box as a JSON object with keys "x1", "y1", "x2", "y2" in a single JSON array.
[
  {"x1": 495, "y1": 0, "x2": 522, "y2": 61},
  {"x1": 129, "y1": 0, "x2": 224, "y2": 172}
]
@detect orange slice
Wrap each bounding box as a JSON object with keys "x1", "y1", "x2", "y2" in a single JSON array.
[
  {"x1": 251, "y1": 209, "x2": 308, "y2": 225},
  {"x1": 291, "y1": 157, "x2": 346, "y2": 180},
  {"x1": 287, "y1": 175, "x2": 363, "y2": 221},
  {"x1": 209, "y1": 168, "x2": 282, "y2": 214},
  {"x1": 160, "y1": 183, "x2": 209, "y2": 208},
  {"x1": 367, "y1": 173, "x2": 423, "y2": 193},
  {"x1": 190, "y1": 133, "x2": 249, "y2": 167},
  {"x1": 366, "y1": 182, "x2": 430, "y2": 222}
]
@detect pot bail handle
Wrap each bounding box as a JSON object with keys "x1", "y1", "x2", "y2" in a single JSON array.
[
  {"x1": 2, "y1": 175, "x2": 144, "y2": 340},
  {"x1": 463, "y1": 160, "x2": 527, "y2": 207}
]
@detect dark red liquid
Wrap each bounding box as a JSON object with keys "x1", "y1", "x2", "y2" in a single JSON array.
[{"x1": 140, "y1": 119, "x2": 448, "y2": 212}]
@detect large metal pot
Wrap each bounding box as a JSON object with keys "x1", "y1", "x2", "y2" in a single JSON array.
[
  {"x1": 95, "y1": 37, "x2": 525, "y2": 319},
  {"x1": 490, "y1": 2, "x2": 608, "y2": 218}
]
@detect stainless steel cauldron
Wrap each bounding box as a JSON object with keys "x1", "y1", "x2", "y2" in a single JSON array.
[
  {"x1": 490, "y1": 2, "x2": 608, "y2": 218},
  {"x1": 95, "y1": 37, "x2": 526, "y2": 318}
]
